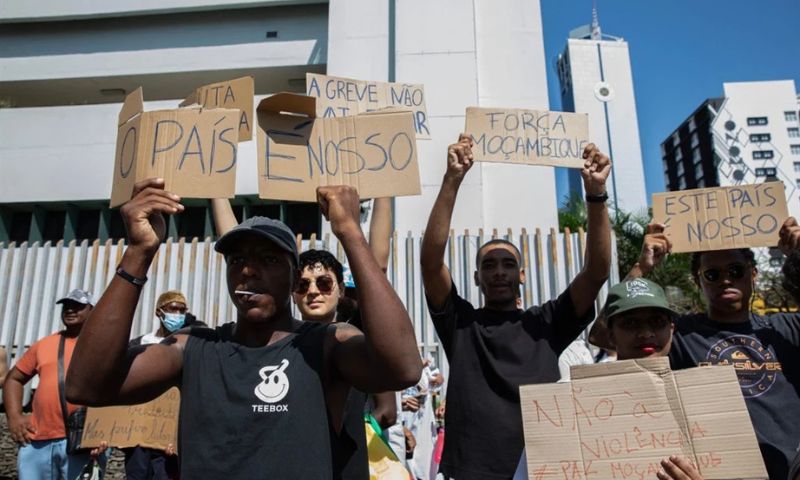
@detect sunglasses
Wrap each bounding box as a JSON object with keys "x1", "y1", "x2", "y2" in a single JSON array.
[
  {"x1": 699, "y1": 263, "x2": 749, "y2": 283},
  {"x1": 295, "y1": 275, "x2": 336, "y2": 295}
]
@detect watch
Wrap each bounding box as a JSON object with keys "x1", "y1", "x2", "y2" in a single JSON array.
[{"x1": 585, "y1": 192, "x2": 609, "y2": 203}]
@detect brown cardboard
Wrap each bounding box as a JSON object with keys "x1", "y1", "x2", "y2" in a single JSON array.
[
  {"x1": 306, "y1": 73, "x2": 431, "y2": 139},
  {"x1": 80, "y1": 388, "x2": 180, "y2": 452},
  {"x1": 520, "y1": 358, "x2": 767, "y2": 479},
  {"x1": 110, "y1": 87, "x2": 241, "y2": 208},
  {"x1": 180, "y1": 76, "x2": 254, "y2": 141},
  {"x1": 464, "y1": 107, "x2": 589, "y2": 168},
  {"x1": 256, "y1": 92, "x2": 421, "y2": 202},
  {"x1": 651, "y1": 183, "x2": 788, "y2": 253}
]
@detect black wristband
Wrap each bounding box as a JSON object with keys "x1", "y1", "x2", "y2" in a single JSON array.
[
  {"x1": 116, "y1": 266, "x2": 147, "y2": 287},
  {"x1": 585, "y1": 192, "x2": 609, "y2": 203}
]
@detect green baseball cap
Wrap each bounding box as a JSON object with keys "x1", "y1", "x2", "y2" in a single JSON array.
[{"x1": 603, "y1": 278, "x2": 677, "y2": 322}]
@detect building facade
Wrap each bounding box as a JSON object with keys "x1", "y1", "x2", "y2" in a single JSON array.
[
  {"x1": 556, "y1": 12, "x2": 648, "y2": 215},
  {"x1": 0, "y1": 0, "x2": 559, "y2": 246},
  {"x1": 661, "y1": 80, "x2": 800, "y2": 220}
]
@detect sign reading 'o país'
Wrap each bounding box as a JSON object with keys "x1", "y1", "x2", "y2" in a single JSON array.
[
  {"x1": 652, "y1": 183, "x2": 788, "y2": 253},
  {"x1": 465, "y1": 107, "x2": 589, "y2": 168}
]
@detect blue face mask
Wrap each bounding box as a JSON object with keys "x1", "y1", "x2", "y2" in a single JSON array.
[{"x1": 161, "y1": 312, "x2": 186, "y2": 332}]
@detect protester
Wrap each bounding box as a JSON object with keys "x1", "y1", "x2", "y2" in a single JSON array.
[
  {"x1": 66, "y1": 179, "x2": 421, "y2": 478},
  {"x1": 629, "y1": 219, "x2": 800, "y2": 479},
  {"x1": 211, "y1": 196, "x2": 399, "y2": 479},
  {"x1": 124, "y1": 289, "x2": 190, "y2": 480},
  {"x1": 419, "y1": 135, "x2": 611, "y2": 479},
  {"x1": 2, "y1": 289, "x2": 106, "y2": 479}
]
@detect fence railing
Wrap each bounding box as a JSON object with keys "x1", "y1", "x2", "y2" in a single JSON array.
[{"x1": 0, "y1": 228, "x2": 618, "y2": 399}]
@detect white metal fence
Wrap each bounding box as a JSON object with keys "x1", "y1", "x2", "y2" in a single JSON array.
[{"x1": 0, "y1": 228, "x2": 618, "y2": 400}]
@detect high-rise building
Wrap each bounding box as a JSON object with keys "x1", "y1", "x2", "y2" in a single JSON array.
[
  {"x1": 661, "y1": 80, "x2": 800, "y2": 221},
  {"x1": 556, "y1": 6, "x2": 648, "y2": 214},
  {"x1": 0, "y1": 0, "x2": 558, "y2": 246}
]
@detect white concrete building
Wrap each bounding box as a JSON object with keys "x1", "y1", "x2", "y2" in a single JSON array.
[
  {"x1": 556, "y1": 10, "x2": 648, "y2": 214},
  {"x1": 0, "y1": 0, "x2": 558, "y2": 245}
]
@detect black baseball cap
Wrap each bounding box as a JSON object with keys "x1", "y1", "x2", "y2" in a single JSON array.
[{"x1": 214, "y1": 216, "x2": 299, "y2": 265}]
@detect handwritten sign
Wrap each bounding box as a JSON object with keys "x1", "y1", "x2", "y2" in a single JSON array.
[
  {"x1": 81, "y1": 388, "x2": 180, "y2": 452},
  {"x1": 465, "y1": 107, "x2": 588, "y2": 168},
  {"x1": 306, "y1": 73, "x2": 430, "y2": 139},
  {"x1": 110, "y1": 88, "x2": 240, "y2": 207},
  {"x1": 520, "y1": 358, "x2": 766, "y2": 480},
  {"x1": 652, "y1": 183, "x2": 788, "y2": 253},
  {"x1": 256, "y1": 92, "x2": 421, "y2": 202},
  {"x1": 180, "y1": 76, "x2": 254, "y2": 141}
]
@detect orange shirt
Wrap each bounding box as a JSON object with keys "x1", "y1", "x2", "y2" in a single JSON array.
[{"x1": 14, "y1": 332, "x2": 82, "y2": 441}]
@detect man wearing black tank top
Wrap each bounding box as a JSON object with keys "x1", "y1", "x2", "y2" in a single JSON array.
[
  {"x1": 65, "y1": 180, "x2": 423, "y2": 479},
  {"x1": 420, "y1": 135, "x2": 612, "y2": 479}
]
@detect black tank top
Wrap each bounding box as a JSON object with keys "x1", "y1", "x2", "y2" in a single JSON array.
[{"x1": 179, "y1": 322, "x2": 332, "y2": 479}]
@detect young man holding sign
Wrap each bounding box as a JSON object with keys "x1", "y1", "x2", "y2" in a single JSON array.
[
  {"x1": 420, "y1": 135, "x2": 612, "y2": 479},
  {"x1": 65, "y1": 179, "x2": 422, "y2": 478},
  {"x1": 631, "y1": 219, "x2": 800, "y2": 479}
]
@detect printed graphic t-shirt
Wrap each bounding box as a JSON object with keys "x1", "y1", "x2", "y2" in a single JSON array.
[
  {"x1": 669, "y1": 313, "x2": 800, "y2": 480},
  {"x1": 180, "y1": 322, "x2": 333, "y2": 479},
  {"x1": 14, "y1": 332, "x2": 81, "y2": 441},
  {"x1": 428, "y1": 283, "x2": 594, "y2": 480}
]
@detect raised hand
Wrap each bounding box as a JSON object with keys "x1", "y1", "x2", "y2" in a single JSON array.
[
  {"x1": 445, "y1": 134, "x2": 474, "y2": 182},
  {"x1": 120, "y1": 178, "x2": 184, "y2": 256},
  {"x1": 581, "y1": 143, "x2": 612, "y2": 196},
  {"x1": 317, "y1": 185, "x2": 362, "y2": 238},
  {"x1": 779, "y1": 216, "x2": 800, "y2": 256},
  {"x1": 639, "y1": 223, "x2": 672, "y2": 274}
]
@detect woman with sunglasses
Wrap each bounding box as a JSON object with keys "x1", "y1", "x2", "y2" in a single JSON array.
[{"x1": 628, "y1": 219, "x2": 800, "y2": 480}]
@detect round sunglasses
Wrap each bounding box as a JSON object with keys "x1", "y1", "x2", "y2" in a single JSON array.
[
  {"x1": 699, "y1": 262, "x2": 749, "y2": 283},
  {"x1": 295, "y1": 275, "x2": 336, "y2": 295}
]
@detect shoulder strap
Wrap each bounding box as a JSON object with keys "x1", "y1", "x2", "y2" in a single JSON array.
[{"x1": 57, "y1": 332, "x2": 70, "y2": 431}]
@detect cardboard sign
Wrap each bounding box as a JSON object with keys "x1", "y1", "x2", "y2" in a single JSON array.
[
  {"x1": 110, "y1": 88, "x2": 240, "y2": 207},
  {"x1": 464, "y1": 107, "x2": 589, "y2": 168},
  {"x1": 520, "y1": 358, "x2": 767, "y2": 480},
  {"x1": 652, "y1": 183, "x2": 788, "y2": 253},
  {"x1": 256, "y1": 92, "x2": 421, "y2": 202},
  {"x1": 306, "y1": 73, "x2": 430, "y2": 139},
  {"x1": 180, "y1": 76, "x2": 254, "y2": 141},
  {"x1": 81, "y1": 388, "x2": 180, "y2": 452}
]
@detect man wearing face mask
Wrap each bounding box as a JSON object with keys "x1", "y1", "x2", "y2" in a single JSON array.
[{"x1": 124, "y1": 290, "x2": 188, "y2": 479}]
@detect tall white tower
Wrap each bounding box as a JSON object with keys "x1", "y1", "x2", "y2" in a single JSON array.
[{"x1": 556, "y1": 4, "x2": 648, "y2": 214}]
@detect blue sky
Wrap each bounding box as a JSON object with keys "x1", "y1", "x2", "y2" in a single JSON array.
[{"x1": 541, "y1": 0, "x2": 800, "y2": 207}]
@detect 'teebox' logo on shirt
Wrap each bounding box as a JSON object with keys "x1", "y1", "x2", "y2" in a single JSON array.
[
  {"x1": 698, "y1": 335, "x2": 782, "y2": 398},
  {"x1": 253, "y1": 359, "x2": 290, "y2": 412}
]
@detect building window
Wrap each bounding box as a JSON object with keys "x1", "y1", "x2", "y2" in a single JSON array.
[
  {"x1": 688, "y1": 117, "x2": 696, "y2": 132},
  {"x1": 792, "y1": 145, "x2": 800, "y2": 155},
  {"x1": 786, "y1": 111, "x2": 798, "y2": 122},
  {"x1": 694, "y1": 163, "x2": 703, "y2": 179},
  {"x1": 690, "y1": 132, "x2": 699, "y2": 148},
  {"x1": 747, "y1": 117, "x2": 768, "y2": 126},
  {"x1": 756, "y1": 167, "x2": 777, "y2": 177},
  {"x1": 676, "y1": 162, "x2": 684, "y2": 177},
  {"x1": 679, "y1": 177, "x2": 686, "y2": 190},
  {"x1": 692, "y1": 148, "x2": 701, "y2": 163},
  {"x1": 750, "y1": 133, "x2": 771, "y2": 143},
  {"x1": 753, "y1": 150, "x2": 774, "y2": 160},
  {"x1": 796, "y1": 179, "x2": 800, "y2": 189},
  {"x1": 794, "y1": 163, "x2": 800, "y2": 173},
  {"x1": 789, "y1": 128, "x2": 800, "y2": 138},
  {"x1": 675, "y1": 149, "x2": 683, "y2": 161},
  {"x1": 671, "y1": 132, "x2": 680, "y2": 146}
]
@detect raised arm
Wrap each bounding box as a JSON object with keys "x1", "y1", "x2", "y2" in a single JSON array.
[
  {"x1": 211, "y1": 198, "x2": 238, "y2": 237},
  {"x1": 625, "y1": 222, "x2": 671, "y2": 280},
  {"x1": 568, "y1": 143, "x2": 612, "y2": 317},
  {"x1": 66, "y1": 179, "x2": 186, "y2": 406},
  {"x1": 368, "y1": 198, "x2": 393, "y2": 273},
  {"x1": 318, "y1": 186, "x2": 422, "y2": 392},
  {"x1": 420, "y1": 135, "x2": 474, "y2": 309}
]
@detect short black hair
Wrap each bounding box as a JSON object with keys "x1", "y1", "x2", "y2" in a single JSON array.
[
  {"x1": 690, "y1": 248, "x2": 755, "y2": 279},
  {"x1": 782, "y1": 250, "x2": 800, "y2": 304},
  {"x1": 476, "y1": 239, "x2": 522, "y2": 266},
  {"x1": 299, "y1": 249, "x2": 344, "y2": 283}
]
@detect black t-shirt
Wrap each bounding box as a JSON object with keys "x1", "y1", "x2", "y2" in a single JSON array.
[
  {"x1": 669, "y1": 313, "x2": 800, "y2": 480},
  {"x1": 179, "y1": 322, "x2": 333, "y2": 479},
  {"x1": 331, "y1": 388, "x2": 369, "y2": 480},
  {"x1": 428, "y1": 283, "x2": 594, "y2": 479}
]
